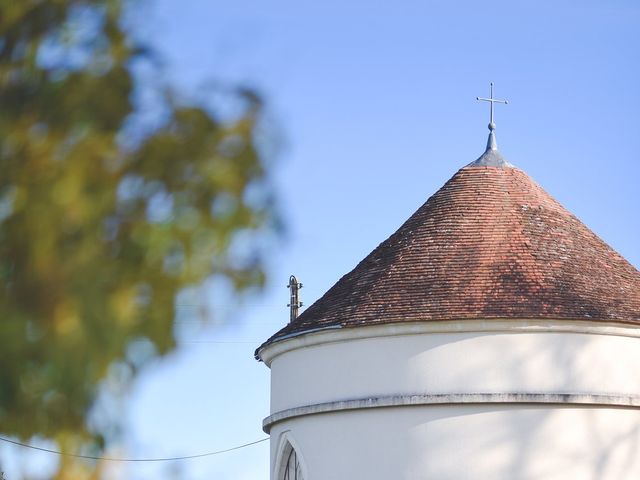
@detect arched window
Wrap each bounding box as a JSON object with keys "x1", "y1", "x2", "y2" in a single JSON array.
[{"x1": 277, "y1": 440, "x2": 305, "y2": 480}]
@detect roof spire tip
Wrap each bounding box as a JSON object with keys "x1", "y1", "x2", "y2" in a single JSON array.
[
  {"x1": 486, "y1": 130, "x2": 498, "y2": 151},
  {"x1": 469, "y1": 83, "x2": 512, "y2": 167}
]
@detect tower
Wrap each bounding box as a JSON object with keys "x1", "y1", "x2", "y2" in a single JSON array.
[{"x1": 256, "y1": 92, "x2": 640, "y2": 479}]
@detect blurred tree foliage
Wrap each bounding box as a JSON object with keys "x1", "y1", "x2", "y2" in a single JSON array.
[{"x1": 0, "y1": 0, "x2": 275, "y2": 462}]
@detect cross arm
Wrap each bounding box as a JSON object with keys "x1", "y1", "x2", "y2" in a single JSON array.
[{"x1": 477, "y1": 96, "x2": 509, "y2": 104}]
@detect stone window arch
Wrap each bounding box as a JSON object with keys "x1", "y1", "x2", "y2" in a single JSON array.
[{"x1": 276, "y1": 438, "x2": 305, "y2": 480}]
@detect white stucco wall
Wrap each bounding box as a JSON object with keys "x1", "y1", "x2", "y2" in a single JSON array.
[
  {"x1": 261, "y1": 320, "x2": 640, "y2": 480},
  {"x1": 268, "y1": 322, "x2": 640, "y2": 413},
  {"x1": 270, "y1": 405, "x2": 640, "y2": 480}
]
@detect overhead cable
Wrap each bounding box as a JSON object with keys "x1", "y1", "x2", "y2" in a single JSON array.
[{"x1": 0, "y1": 435, "x2": 268, "y2": 462}]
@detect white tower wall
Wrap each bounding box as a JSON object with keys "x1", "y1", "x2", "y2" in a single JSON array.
[{"x1": 261, "y1": 320, "x2": 640, "y2": 480}]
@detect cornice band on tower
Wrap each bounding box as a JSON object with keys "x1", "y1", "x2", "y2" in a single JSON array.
[{"x1": 263, "y1": 392, "x2": 640, "y2": 433}]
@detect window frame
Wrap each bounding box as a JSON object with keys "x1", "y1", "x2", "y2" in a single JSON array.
[{"x1": 274, "y1": 432, "x2": 307, "y2": 480}]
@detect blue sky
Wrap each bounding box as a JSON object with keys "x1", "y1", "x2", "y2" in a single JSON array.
[{"x1": 2, "y1": 0, "x2": 639, "y2": 478}]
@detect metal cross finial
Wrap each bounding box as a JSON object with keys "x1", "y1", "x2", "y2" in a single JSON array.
[{"x1": 477, "y1": 82, "x2": 508, "y2": 132}]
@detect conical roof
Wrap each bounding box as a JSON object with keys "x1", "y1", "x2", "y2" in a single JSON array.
[{"x1": 260, "y1": 146, "x2": 640, "y2": 351}]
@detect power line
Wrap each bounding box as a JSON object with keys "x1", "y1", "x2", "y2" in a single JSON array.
[
  {"x1": 0, "y1": 436, "x2": 268, "y2": 462},
  {"x1": 180, "y1": 341, "x2": 260, "y2": 344}
]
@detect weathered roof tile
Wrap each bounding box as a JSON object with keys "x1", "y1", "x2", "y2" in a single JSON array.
[{"x1": 260, "y1": 165, "x2": 640, "y2": 350}]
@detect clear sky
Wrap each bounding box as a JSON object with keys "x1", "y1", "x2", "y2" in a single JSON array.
[{"x1": 2, "y1": 0, "x2": 639, "y2": 478}]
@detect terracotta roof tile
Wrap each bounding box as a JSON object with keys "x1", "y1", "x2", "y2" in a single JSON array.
[{"x1": 260, "y1": 165, "x2": 640, "y2": 349}]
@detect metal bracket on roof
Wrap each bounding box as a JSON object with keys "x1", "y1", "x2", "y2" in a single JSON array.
[{"x1": 287, "y1": 275, "x2": 303, "y2": 323}]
